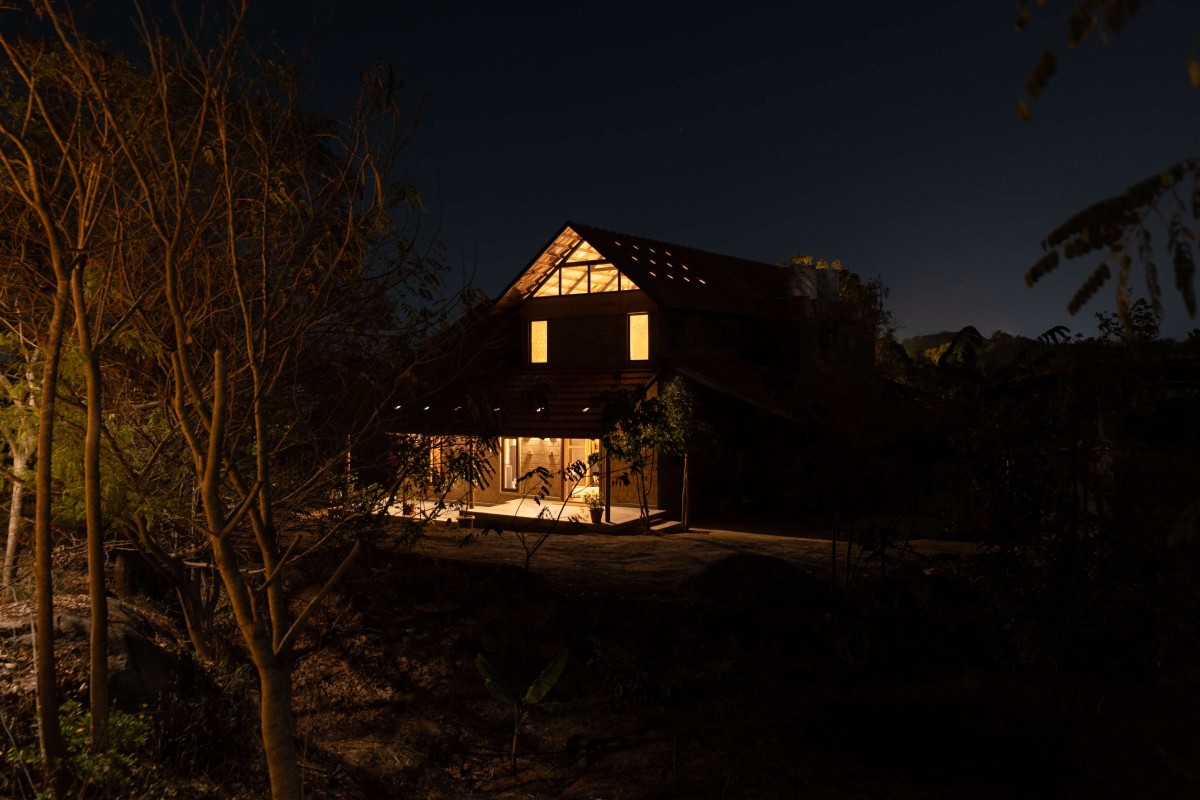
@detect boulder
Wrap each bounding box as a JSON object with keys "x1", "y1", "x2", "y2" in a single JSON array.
[{"x1": 0, "y1": 595, "x2": 194, "y2": 711}]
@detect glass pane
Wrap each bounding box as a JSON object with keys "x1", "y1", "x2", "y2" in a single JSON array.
[
  {"x1": 590, "y1": 263, "x2": 619, "y2": 292},
  {"x1": 621, "y1": 273, "x2": 640, "y2": 291},
  {"x1": 629, "y1": 313, "x2": 649, "y2": 361},
  {"x1": 502, "y1": 438, "x2": 519, "y2": 490},
  {"x1": 566, "y1": 240, "x2": 603, "y2": 263},
  {"x1": 530, "y1": 320, "x2": 547, "y2": 363},
  {"x1": 517, "y1": 437, "x2": 561, "y2": 497},
  {"x1": 560, "y1": 265, "x2": 588, "y2": 295},
  {"x1": 533, "y1": 272, "x2": 559, "y2": 296}
]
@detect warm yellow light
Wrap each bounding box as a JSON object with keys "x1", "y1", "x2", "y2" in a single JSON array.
[
  {"x1": 629, "y1": 313, "x2": 649, "y2": 361},
  {"x1": 530, "y1": 320, "x2": 547, "y2": 363}
]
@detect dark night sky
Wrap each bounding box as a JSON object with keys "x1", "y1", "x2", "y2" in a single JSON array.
[{"x1": 107, "y1": 2, "x2": 1200, "y2": 338}]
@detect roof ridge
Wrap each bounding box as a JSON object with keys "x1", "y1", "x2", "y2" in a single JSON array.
[{"x1": 567, "y1": 220, "x2": 781, "y2": 272}]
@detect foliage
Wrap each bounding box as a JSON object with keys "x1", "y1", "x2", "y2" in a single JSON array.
[
  {"x1": 1095, "y1": 291, "x2": 1161, "y2": 342},
  {"x1": 0, "y1": 2, "x2": 470, "y2": 795},
  {"x1": 474, "y1": 649, "x2": 588, "y2": 774},
  {"x1": 785, "y1": 254, "x2": 843, "y2": 271},
  {"x1": 3, "y1": 701, "x2": 149, "y2": 799},
  {"x1": 934, "y1": 332, "x2": 1200, "y2": 721},
  {"x1": 598, "y1": 377, "x2": 702, "y2": 529},
  {"x1": 1017, "y1": 0, "x2": 1199, "y2": 331}
]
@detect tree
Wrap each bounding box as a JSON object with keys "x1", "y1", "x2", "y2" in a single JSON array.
[
  {"x1": 0, "y1": 306, "x2": 39, "y2": 590},
  {"x1": 1018, "y1": 0, "x2": 1199, "y2": 333},
  {"x1": 1095, "y1": 291, "x2": 1162, "y2": 343},
  {"x1": 0, "y1": 2, "x2": 454, "y2": 797},
  {"x1": 0, "y1": 20, "x2": 125, "y2": 786},
  {"x1": 598, "y1": 386, "x2": 662, "y2": 531},
  {"x1": 656, "y1": 378, "x2": 704, "y2": 532},
  {"x1": 598, "y1": 377, "x2": 702, "y2": 531}
]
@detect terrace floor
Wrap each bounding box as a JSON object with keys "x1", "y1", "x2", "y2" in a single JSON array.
[{"x1": 393, "y1": 498, "x2": 669, "y2": 533}]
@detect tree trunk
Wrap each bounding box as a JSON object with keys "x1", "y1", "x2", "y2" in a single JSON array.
[
  {"x1": 73, "y1": 267, "x2": 110, "y2": 750},
  {"x1": 3, "y1": 448, "x2": 29, "y2": 591},
  {"x1": 212, "y1": 528, "x2": 302, "y2": 800},
  {"x1": 680, "y1": 450, "x2": 689, "y2": 532},
  {"x1": 34, "y1": 277, "x2": 69, "y2": 795},
  {"x1": 176, "y1": 577, "x2": 218, "y2": 663},
  {"x1": 256, "y1": 651, "x2": 302, "y2": 800}
]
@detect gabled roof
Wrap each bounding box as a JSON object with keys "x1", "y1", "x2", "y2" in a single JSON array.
[{"x1": 495, "y1": 222, "x2": 790, "y2": 316}]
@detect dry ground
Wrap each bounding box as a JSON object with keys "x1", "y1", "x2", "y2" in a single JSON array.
[
  {"x1": 282, "y1": 522, "x2": 1199, "y2": 799},
  {"x1": 8, "y1": 522, "x2": 1193, "y2": 799},
  {"x1": 413, "y1": 524, "x2": 974, "y2": 596}
]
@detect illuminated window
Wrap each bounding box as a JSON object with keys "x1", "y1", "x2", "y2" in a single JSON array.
[
  {"x1": 502, "y1": 437, "x2": 597, "y2": 495},
  {"x1": 502, "y1": 437, "x2": 520, "y2": 490},
  {"x1": 501, "y1": 437, "x2": 562, "y2": 494},
  {"x1": 565, "y1": 438, "x2": 601, "y2": 486},
  {"x1": 533, "y1": 261, "x2": 640, "y2": 296},
  {"x1": 530, "y1": 320, "x2": 547, "y2": 363},
  {"x1": 560, "y1": 265, "x2": 589, "y2": 295},
  {"x1": 531, "y1": 238, "x2": 640, "y2": 296},
  {"x1": 628, "y1": 313, "x2": 649, "y2": 361}
]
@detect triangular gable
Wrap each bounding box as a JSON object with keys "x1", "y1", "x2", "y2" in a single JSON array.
[
  {"x1": 495, "y1": 225, "x2": 640, "y2": 311},
  {"x1": 532, "y1": 236, "x2": 639, "y2": 297}
]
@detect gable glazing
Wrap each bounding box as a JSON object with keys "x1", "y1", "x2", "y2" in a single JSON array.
[{"x1": 532, "y1": 237, "x2": 640, "y2": 297}]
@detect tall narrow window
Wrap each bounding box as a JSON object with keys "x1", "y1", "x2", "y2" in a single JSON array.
[
  {"x1": 502, "y1": 437, "x2": 519, "y2": 490},
  {"x1": 628, "y1": 313, "x2": 649, "y2": 361},
  {"x1": 530, "y1": 320, "x2": 547, "y2": 363}
]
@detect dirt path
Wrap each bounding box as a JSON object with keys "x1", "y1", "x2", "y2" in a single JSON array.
[{"x1": 412, "y1": 525, "x2": 973, "y2": 594}]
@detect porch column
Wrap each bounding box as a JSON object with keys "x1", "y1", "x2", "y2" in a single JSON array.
[{"x1": 604, "y1": 448, "x2": 611, "y2": 524}]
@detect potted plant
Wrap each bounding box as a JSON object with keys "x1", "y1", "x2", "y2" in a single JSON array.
[{"x1": 583, "y1": 491, "x2": 605, "y2": 524}]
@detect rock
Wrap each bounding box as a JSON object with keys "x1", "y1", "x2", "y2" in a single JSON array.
[{"x1": 0, "y1": 595, "x2": 194, "y2": 711}]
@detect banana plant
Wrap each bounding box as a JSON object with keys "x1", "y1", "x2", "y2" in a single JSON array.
[{"x1": 474, "y1": 649, "x2": 587, "y2": 773}]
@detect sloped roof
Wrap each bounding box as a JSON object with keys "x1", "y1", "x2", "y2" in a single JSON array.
[
  {"x1": 672, "y1": 362, "x2": 796, "y2": 422},
  {"x1": 495, "y1": 222, "x2": 789, "y2": 316},
  {"x1": 395, "y1": 368, "x2": 659, "y2": 438}
]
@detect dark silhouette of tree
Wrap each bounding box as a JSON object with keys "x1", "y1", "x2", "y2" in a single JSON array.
[{"x1": 1017, "y1": 0, "x2": 1200, "y2": 332}]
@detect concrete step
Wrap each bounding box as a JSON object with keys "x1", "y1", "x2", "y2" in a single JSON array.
[{"x1": 650, "y1": 519, "x2": 684, "y2": 534}]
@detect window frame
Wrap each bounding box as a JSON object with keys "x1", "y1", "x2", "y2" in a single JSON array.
[
  {"x1": 628, "y1": 312, "x2": 650, "y2": 362},
  {"x1": 529, "y1": 319, "x2": 548, "y2": 363}
]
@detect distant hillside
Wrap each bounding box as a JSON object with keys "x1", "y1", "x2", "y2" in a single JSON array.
[
  {"x1": 901, "y1": 329, "x2": 1038, "y2": 373},
  {"x1": 901, "y1": 331, "x2": 958, "y2": 361}
]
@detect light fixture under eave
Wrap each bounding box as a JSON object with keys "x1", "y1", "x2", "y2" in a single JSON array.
[
  {"x1": 423, "y1": 406, "x2": 430, "y2": 411},
  {"x1": 394, "y1": 405, "x2": 402, "y2": 410},
  {"x1": 581, "y1": 406, "x2": 590, "y2": 412}
]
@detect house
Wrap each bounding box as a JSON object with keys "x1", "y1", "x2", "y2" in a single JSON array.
[{"x1": 394, "y1": 221, "x2": 874, "y2": 529}]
